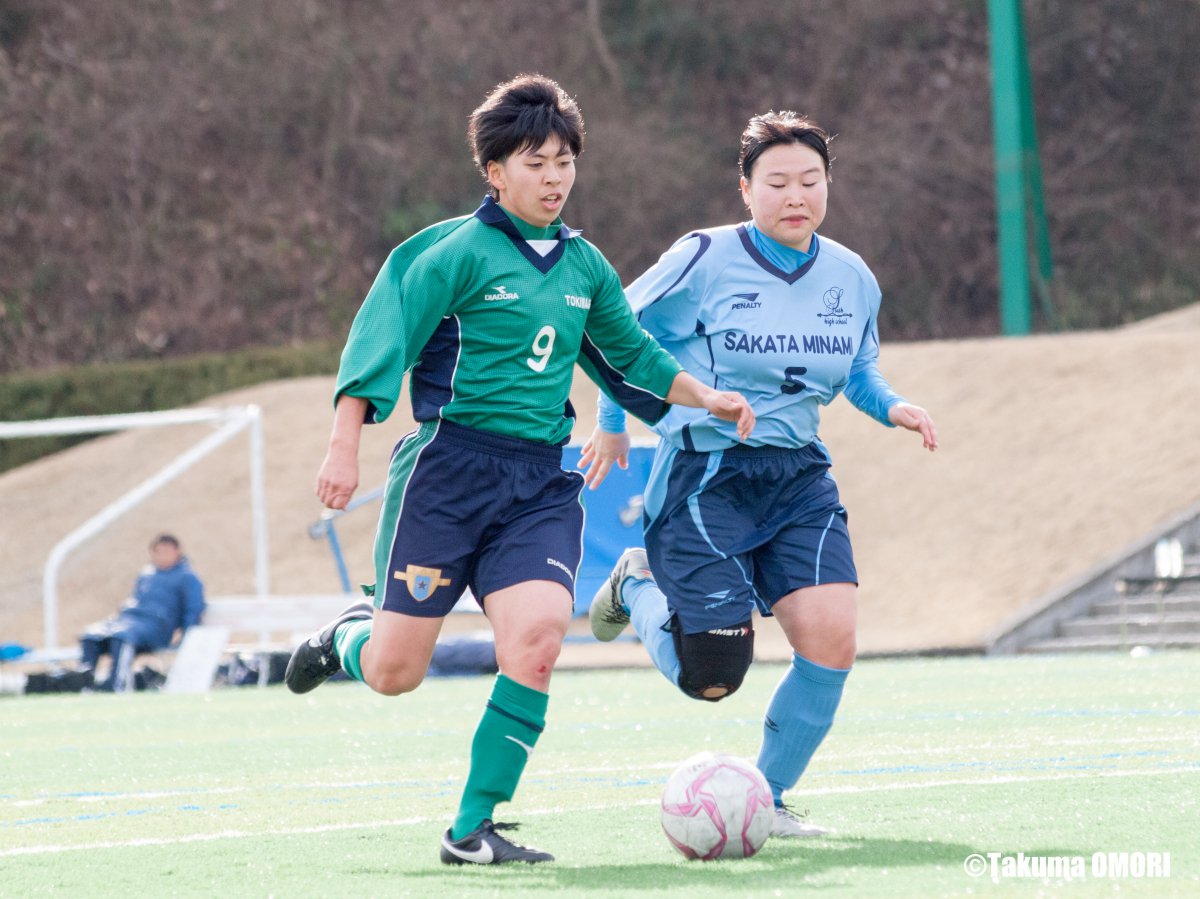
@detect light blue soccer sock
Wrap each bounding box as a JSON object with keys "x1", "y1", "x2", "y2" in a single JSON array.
[
  {"x1": 755, "y1": 652, "x2": 850, "y2": 805},
  {"x1": 623, "y1": 577, "x2": 682, "y2": 687},
  {"x1": 332, "y1": 619, "x2": 372, "y2": 682}
]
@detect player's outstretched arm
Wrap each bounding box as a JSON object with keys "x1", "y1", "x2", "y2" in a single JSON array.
[
  {"x1": 317, "y1": 395, "x2": 368, "y2": 509},
  {"x1": 666, "y1": 372, "x2": 755, "y2": 442},
  {"x1": 887, "y1": 401, "x2": 939, "y2": 451}
]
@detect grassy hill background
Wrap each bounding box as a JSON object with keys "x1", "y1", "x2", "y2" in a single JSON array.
[
  {"x1": 3, "y1": 0, "x2": 1199, "y2": 372},
  {"x1": 2, "y1": 310, "x2": 1197, "y2": 657}
]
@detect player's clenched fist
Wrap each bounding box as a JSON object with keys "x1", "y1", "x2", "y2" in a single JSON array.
[{"x1": 316, "y1": 449, "x2": 358, "y2": 510}]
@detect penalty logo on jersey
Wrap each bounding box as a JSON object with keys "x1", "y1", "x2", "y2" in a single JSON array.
[{"x1": 394, "y1": 564, "x2": 451, "y2": 601}]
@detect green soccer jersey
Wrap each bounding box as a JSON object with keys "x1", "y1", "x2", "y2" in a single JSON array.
[{"x1": 336, "y1": 197, "x2": 682, "y2": 445}]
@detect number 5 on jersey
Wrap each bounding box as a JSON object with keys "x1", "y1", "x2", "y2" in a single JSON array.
[
  {"x1": 527, "y1": 325, "x2": 557, "y2": 372},
  {"x1": 781, "y1": 365, "x2": 808, "y2": 395}
]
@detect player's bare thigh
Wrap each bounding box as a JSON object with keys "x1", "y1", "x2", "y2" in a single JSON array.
[
  {"x1": 772, "y1": 583, "x2": 857, "y2": 669},
  {"x1": 485, "y1": 579, "x2": 573, "y2": 692},
  {"x1": 359, "y1": 580, "x2": 573, "y2": 695},
  {"x1": 359, "y1": 609, "x2": 445, "y2": 696}
]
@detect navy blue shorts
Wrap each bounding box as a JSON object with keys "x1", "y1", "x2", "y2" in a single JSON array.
[
  {"x1": 373, "y1": 420, "x2": 584, "y2": 617},
  {"x1": 643, "y1": 441, "x2": 857, "y2": 634}
]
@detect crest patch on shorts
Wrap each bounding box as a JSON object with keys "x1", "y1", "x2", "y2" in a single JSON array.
[{"x1": 394, "y1": 564, "x2": 451, "y2": 601}]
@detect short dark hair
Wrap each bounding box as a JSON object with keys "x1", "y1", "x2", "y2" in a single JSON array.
[
  {"x1": 468, "y1": 73, "x2": 585, "y2": 197},
  {"x1": 739, "y1": 111, "x2": 833, "y2": 181},
  {"x1": 151, "y1": 534, "x2": 180, "y2": 550}
]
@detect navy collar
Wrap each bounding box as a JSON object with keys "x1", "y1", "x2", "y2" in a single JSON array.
[
  {"x1": 474, "y1": 196, "x2": 580, "y2": 274},
  {"x1": 736, "y1": 224, "x2": 820, "y2": 284}
]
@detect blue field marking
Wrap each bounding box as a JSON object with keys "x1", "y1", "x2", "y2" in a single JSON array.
[
  {"x1": 530, "y1": 774, "x2": 660, "y2": 792},
  {"x1": 6, "y1": 766, "x2": 1198, "y2": 854},
  {"x1": 841, "y1": 706, "x2": 1200, "y2": 724},
  {"x1": 542, "y1": 753, "x2": 1200, "y2": 793},
  {"x1": 6, "y1": 745, "x2": 1197, "y2": 834},
  {"x1": 9, "y1": 776, "x2": 458, "y2": 805},
  {"x1": 1028, "y1": 707, "x2": 1200, "y2": 718},
  {"x1": 8, "y1": 788, "x2": 228, "y2": 803},
  {"x1": 1, "y1": 779, "x2": 466, "y2": 831},
  {"x1": 3, "y1": 802, "x2": 247, "y2": 829},
  {"x1": 818, "y1": 750, "x2": 1189, "y2": 780}
]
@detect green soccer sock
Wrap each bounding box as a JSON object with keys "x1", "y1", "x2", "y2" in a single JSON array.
[
  {"x1": 332, "y1": 619, "x2": 372, "y2": 682},
  {"x1": 450, "y1": 674, "x2": 548, "y2": 840}
]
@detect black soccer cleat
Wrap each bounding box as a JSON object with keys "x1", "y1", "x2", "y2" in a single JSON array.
[
  {"x1": 439, "y1": 820, "x2": 554, "y2": 865},
  {"x1": 284, "y1": 601, "x2": 374, "y2": 694}
]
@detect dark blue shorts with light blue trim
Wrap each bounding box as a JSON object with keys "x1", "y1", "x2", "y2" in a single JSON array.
[{"x1": 643, "y1": 441, "x2": 857, "y2": 635}]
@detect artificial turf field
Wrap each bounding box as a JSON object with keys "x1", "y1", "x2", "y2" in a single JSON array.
[{"x1": 3, "y1": 651, "x2": 1198, "y2": 898}]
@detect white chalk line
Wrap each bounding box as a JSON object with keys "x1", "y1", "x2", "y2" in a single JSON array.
[
  {"x1": 793, "y1": 762, "x2": 1200, "y2": 797},
  {"x1": 3, "y1": 765, "x2": 1197, "y2": 858},
  {"x1": 5, "y1": 731, "x2": 1197, "y2": 810}
]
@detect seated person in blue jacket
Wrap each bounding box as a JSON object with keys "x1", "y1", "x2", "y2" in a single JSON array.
[{"x1": 78, "y1": 534, "x2": 206, "y2": 690}]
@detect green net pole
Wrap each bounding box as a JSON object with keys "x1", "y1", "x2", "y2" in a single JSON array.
[
  {"x1": 1014, "y1": 2, "x2": 1057, "y2": 326},
  {"x1": 988, "y1": 0, "x2": 1032, "y2": 335}
]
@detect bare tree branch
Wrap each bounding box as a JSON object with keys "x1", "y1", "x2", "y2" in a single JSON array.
[{"x1": 586, "y1": 0, "x2": 623, "y2": 91}]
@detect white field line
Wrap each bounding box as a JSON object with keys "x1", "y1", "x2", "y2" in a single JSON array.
[
  {"x1": 0, "y1": 816, "x2": 424, "y2": 857},
  {"x1": 824, "y1": 730, "x2": 1200, "y2": 759},
  {"x1": 792, "y1": 763, "x2": 1200, "y2": 797},
  {"x1": 3, "y1": 765, "x2": 1197, "y2": 858},
  {"x1": 4, "y1": 731, "x2": 1198, "y2": 809}
]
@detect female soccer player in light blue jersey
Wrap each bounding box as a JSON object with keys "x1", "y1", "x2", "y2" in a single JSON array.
[{"x1": 584, "y1": 111, "x2": 937, "y2": 837}]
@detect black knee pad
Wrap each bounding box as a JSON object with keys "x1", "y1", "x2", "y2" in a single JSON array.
[{"x1": 672, "y1": 618, "x2": 754, "y2": 702}]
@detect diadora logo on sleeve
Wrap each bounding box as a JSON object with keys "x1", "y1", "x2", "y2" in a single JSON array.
[
  {"x1": 731, "y1": 292, "x2": 761, "y2": 310},
  {"x1": 817, "y1": 287, "x2": 853, "y2": 326},
  {"x1": 484, "y1": 285, "x2": 519, "y2": 302},
  {"x1": 564, "y1": 293, "x2": 591, "y2": 310}
]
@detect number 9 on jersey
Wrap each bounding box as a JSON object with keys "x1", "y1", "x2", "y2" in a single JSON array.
[{"x1": 527, "y1": 325, "x2": 556, "y2": 372}]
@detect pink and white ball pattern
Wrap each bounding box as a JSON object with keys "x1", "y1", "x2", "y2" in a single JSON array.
[{"x1": 660, "y1": 752, "x2": 774, "y2": 860}]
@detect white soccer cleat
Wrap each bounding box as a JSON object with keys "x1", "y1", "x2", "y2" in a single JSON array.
[
  {"x1": 770, "y1": 805, "x2": 829, "y2": 837},
  {"x1": 589, "y1": 547, "x2": 651, "y2": 642}
]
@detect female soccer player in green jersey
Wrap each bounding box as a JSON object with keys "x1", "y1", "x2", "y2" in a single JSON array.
[{"x1": 284, "y1": 74, "x2": 754, "y2": 866}]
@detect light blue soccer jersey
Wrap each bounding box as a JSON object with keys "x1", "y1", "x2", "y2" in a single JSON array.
[{"x1": 599, "y1": 222, "x2": 904, "y2": 452}]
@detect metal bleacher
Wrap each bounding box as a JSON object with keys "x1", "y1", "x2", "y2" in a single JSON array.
[{"x1": 988, "y1": 503, "x2": 1200, "y2": 653}]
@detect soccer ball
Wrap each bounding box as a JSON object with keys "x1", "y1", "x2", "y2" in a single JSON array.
[{"x1": 660, "y1": 752, "x2": 774, "y2": 860}]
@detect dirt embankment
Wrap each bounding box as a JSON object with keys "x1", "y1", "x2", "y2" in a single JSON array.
[{"x1": 2, "y1": 318, "x2": 1198, "y2": 656}]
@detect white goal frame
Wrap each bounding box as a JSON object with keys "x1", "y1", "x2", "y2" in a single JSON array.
[{"x1": 0, "y1": 406, "x2": 269, "y2": 650}]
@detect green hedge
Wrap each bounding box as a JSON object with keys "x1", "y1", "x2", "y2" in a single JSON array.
[{"x1": 0, "y1": 342, "x2": 340, "y2": 474}]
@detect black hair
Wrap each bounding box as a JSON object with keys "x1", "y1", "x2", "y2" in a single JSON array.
[
  {"x1": 151, "y1": 534, "x2": 180, "y2": 549},
  {"x1": 739, "y1": 111, "x2": 833, "y2": 181},
  {"x1": 468, "y1": 73, "x2": 584, "y2": 197}
]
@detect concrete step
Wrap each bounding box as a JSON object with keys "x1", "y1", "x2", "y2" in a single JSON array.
[
  {"x1": 1022, "y1": 633, "x2": 1200, "y2": 653},
  {"x1": 1091, "y1": 595, "x2": 1200, "y2": 616},
  {"x1": 1117, "y1": 573, "x2": 1200, "y2": 595},
  {"x1": 1060, "y1": 613, "x2": 1200, "y2": 639}
]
